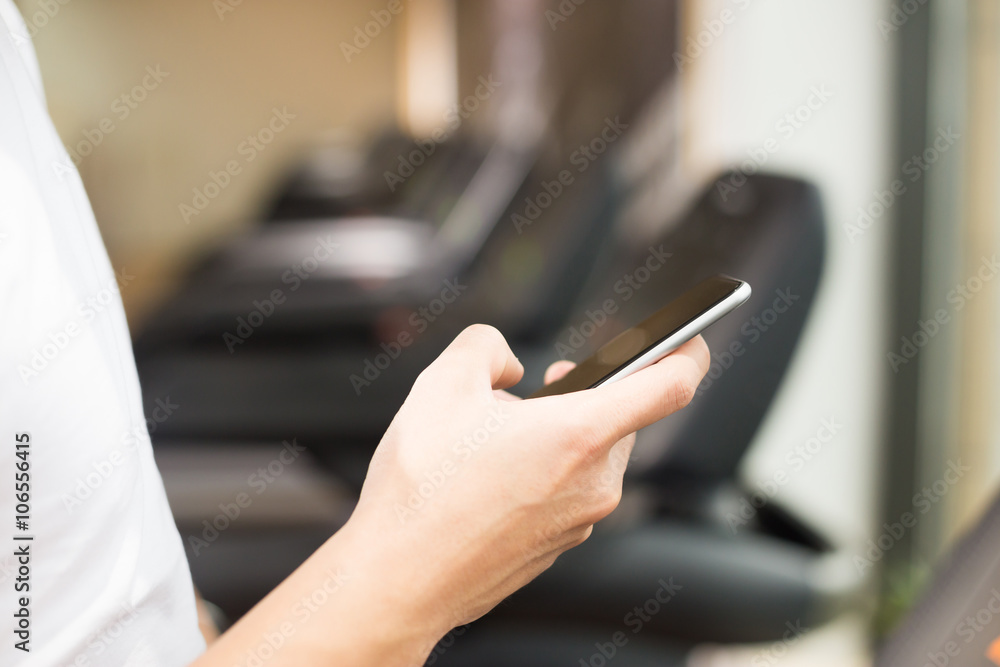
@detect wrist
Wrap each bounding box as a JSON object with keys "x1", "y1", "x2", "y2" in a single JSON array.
[
  {"x1": 300, "y1": 517, "x2": 452, "y2": 665},
  {"x1": 199, "y1": 517, "x2": 450, "y2": 667}
]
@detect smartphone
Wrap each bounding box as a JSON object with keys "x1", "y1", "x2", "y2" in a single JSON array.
[{"x1": 529, "y1": 275, "x2": 751, "y2": 398}]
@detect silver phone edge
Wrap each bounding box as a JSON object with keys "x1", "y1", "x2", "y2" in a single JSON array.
[{"x1": 594, "y1": 281, "x2": 752, "y2": 388}]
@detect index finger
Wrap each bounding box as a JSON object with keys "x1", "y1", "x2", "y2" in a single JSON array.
[{"x1": 580, "y1": 335, "x2": 710, "y2": 444}]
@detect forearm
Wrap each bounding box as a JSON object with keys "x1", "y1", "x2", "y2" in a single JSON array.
[
  {"x1": 188, "y1": 328, "x2": 709, "y2": 666},
  {"x1": 189, "y1": 521, "x2": 447, "y2": 667}
]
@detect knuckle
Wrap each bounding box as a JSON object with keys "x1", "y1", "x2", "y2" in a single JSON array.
[
  {"x1": 597, "y1": 484, "x2": 623, "y2": 517},
  {"x1": 537, "y1": 550, "x2": 562, "y2": 573},
  {"x1": 460, "y1": 323, "x2": 506, "y2": 350},
  {"x1": 582, "y1": 486, "x2": 621, "y2": 524},
  {"x1": 566, "y1": 525, "x2": 594, "y2": 549},
  {"x1": 668, "y1": 373, "x2": 698, "y2": 411}
]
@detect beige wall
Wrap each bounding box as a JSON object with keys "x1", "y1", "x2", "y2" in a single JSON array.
[
  {"x1": 18, "y1": 0, "x2": 401, "y2": 323},
  {"x1": 953, "y1": 0, "x2": 1000, "y2": 537}
]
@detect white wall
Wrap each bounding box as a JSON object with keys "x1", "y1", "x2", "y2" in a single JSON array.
[{"x1": 684, "y1": 0, "x2": 894, "y2": 550}]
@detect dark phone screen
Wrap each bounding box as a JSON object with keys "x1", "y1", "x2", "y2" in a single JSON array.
[{"x1": 529, "y1": 276, "x2": 743, "y2": 398}]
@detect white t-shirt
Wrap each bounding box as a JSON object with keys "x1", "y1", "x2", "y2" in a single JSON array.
[{"x1": 0, "y1": 3, "x2": 206, "y2": 665}]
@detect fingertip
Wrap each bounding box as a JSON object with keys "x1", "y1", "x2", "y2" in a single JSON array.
[
  {"x1": 683, "y1": 335, "x2": 711, "y2": 375},
  {"x1": 544, "y1": 360, "x2": 577, "y2": 385}
]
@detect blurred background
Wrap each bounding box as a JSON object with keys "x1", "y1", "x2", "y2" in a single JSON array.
[{"x1": 18, "y1": 0, "x2": 1000, "y2": 664}]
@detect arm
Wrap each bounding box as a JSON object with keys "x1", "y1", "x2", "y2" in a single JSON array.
[
  {"x1": 193, "y1": 588, "x2": 221, "y2": 646},
  {"x1": 190, "y1": 325, "x2": 710, "y2": 667}
]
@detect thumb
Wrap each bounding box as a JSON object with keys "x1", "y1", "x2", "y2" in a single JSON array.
[
  {"x1": 424, "y1": 324, "x2": 524, "y2": 393},
  {"x1": 584, "y1": 335, "x2": 710, "y2": 444}
]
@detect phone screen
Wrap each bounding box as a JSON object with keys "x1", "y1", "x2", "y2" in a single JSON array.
[{"x1": 529, "y1": 276, "x2": 746, "y2": 398}]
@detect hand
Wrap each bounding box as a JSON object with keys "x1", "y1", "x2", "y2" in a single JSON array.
[
  {"x1": 193, "y1": 324, "x2": 709, "y2": 667},
  {"x1": 341, "y1": 324, "x2": 710, "y2": 641}
]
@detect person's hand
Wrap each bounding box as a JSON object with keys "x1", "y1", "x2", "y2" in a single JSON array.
[
  {"x1": 340, "y1": 324, "x2": 710, "y2": 640},
  {"x1": 194, "y1": 324, "x2": 709, "y2": 667}
]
